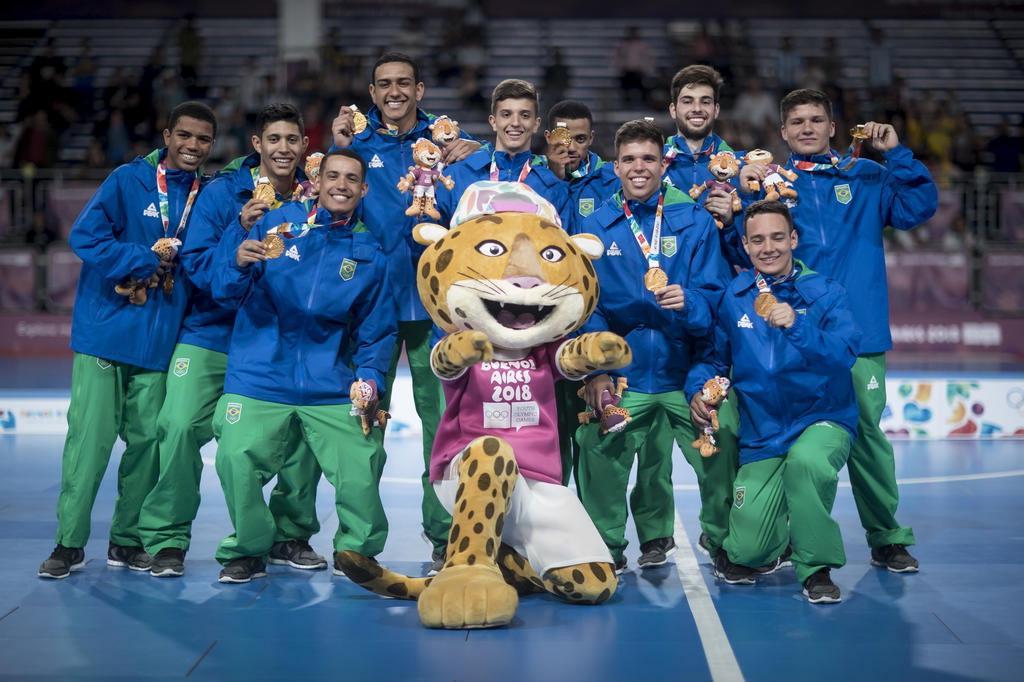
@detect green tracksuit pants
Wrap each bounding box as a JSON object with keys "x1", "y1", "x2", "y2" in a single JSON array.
[
  {"x1": 55, "y1": 353, "x2": 165, "y2": 549},
  {"x1": 850, "y1": 353, "x2": 915, "y2": 549},
  {"x1": 723, "y1": 422, "x2": 851, "y2": 583},
  {"x1": 576, "y1": 389, "x2": 739, "y2": 563},
  {"x1": 137, "y1": 344, "x2": 322, "y2": 556},
  {"x1": 383, "y1": 320, "x2": 449, "y2": 554},
  {"x1": 212, "y1": 394, "x2": 388, "y2": 564}
]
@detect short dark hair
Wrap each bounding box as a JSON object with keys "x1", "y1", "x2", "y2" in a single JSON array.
[
  {"x1": 491, "y1": 79, "x2": 538, "y2": 115},
  {"x1": 670, "y1": 64, "x2": 724, "y2": 104},
  {"x1": 547, "y1": 100, "x2": 593, "y2": 126},
  {"x1": 167, "y1": 101, "x2": 217, "y2": 136},
  {"x1": 614, "y1": 119, "x2": 664, "y2": 154},
  {"x1": 371, "y1": 52, "x2": 420, "y2": 85},
  {"x1": 779, "y1": 88, "x2": 833, "y2": 124},
  {"x1": 323, "y1": 148, "x2": 367, "y2": 182},
  {"x1": 743, "y1": 200, "x2": 795, "y2": 235},
  {"x1": 255, "y1": 103, "x2": 304, "y2": 136}
]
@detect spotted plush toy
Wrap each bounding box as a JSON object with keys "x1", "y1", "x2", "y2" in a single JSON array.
[{"x1": 336, "y1": 182, "x2": 631, "y2": 629}]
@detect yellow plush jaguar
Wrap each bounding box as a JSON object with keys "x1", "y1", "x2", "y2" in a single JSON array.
[{"x1": 335, "y1": 182, "x2": 632, "y2": 629}]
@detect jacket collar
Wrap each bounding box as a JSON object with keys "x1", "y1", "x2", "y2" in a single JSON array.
[
  {"x1": 735, "y1": 259, "x2": 821, "y2": 298},
  {"x1": 136, "y1": 148, "x2": 195, "y2": 190},
  {"x1": 364, "y1": 106, "x2": 432, "y2": 142},
  {"x1": 666, "y1": 132, "x2": 730, "y2": 162}
]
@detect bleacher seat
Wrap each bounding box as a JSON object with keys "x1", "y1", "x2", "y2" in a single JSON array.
[
  {"x1": 0, "y1": 248, "x2": 38, "y2": 312},
  {"x1": 44, "y1": 244, "x2": 80, "y2": 312}
]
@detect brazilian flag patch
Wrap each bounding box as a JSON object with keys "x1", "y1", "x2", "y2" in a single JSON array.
[
  {"x1": 340, "y1": 258, "x2": 357, "y2": 281},
  {"x1": 578, "y1": 198, "x2": 595, "y2": 217},
  {"x1": 734, "y1": 486, "x2": 745, "y2": 509},
  {"x1": 661, "y1": 236, "x2": 677, "y2": 258},
  {"x1": 834, "y1": 183, "x2": 853, "y2": 205},
  {"x1": 173, "y1": 358, "x2": 190, "y2": 377},
  {"x1": 225, "y1": 402, "x2": 242, "y2": 424}
]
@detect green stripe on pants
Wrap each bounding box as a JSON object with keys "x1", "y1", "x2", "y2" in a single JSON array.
[
  {"x1": 56, "y1": 353, "x2": 165, "y2": 548},
  {"x1": 213, "y1": 394, "x2": 388, "y2": 564},
  {"x1": 576, "y1": 390, "x2": 737, "y2": 562},
  {"x1": 383, "y1": 320, "x2": 450, "y2": 553},
  {"x1": 138, "y1": 344, "x2": 321, "y2": 555},
  {"x1": 724, "y1": 421, "x2": 851, "y2": 583},
  {"x1": 850, "y1": 353, "x2": 915, "y2": 548}
]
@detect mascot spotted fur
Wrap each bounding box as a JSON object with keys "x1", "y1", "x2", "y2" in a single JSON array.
[{"x1": 336, "y1": 182, "x2": 632, "y2": 629}]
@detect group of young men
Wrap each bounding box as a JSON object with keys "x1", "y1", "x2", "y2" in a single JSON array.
[{"x1": 40, "y1": 52, "x2": 936, "y2": 605}]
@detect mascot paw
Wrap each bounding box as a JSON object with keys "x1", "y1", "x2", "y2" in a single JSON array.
[
  {"x1": 447, "y1": 330, "x2": 494, "y2": 369},
  {"x1": 418, "y1": 565, "x2": 518, "y2": 629},
  {"x1": 584, "y1": 332, "x2": 632, "y2": 370}
]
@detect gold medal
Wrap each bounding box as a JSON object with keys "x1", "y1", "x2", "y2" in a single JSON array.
[
  {"x1": 850, "y1": 124, "x2": 869, "y2": 140},
  {"x1": 549, "y1": 122, "x2": 572, "y2": 148},
  {"x1": 754, "y1": 292, "x2": 778, "y2": 318},
  {"x1": 351, "y1": 105, "x2": 368, "y2": 134},
  {"x1": 252, "y1": 178, "x2": 276, "y2": 205},
  {"x1": 263, "y1": 234, "x2": 285, "y2": 259},
  {"x1": 644, "y1": 267, "x2": 668, "y2": 292}
]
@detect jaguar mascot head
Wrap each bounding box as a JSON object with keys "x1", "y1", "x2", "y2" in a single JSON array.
[
  {"x1": 335, "y1": 182, "x2": 631, "y2": 630},
  {"x1": 412, "y1": 182, "x2": 604, "y2": 351}
]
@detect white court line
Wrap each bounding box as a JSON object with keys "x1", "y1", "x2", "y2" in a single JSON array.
[{"x1": 672, "y1": 513, "x2": 744, "y2": 682}]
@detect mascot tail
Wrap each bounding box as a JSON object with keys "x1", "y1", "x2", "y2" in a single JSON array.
[{"x1": 335, "y1": 551, "x2": 432, "y2": 600}]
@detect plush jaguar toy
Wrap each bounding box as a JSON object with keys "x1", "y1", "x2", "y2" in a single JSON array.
[{"x1": 336, "y1": 182, "x2": 632, "y2": 629}]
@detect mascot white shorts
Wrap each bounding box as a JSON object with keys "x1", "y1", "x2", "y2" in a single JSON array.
[{"x1": 434, "y1": 451, "x2": 613, "y2": 575}]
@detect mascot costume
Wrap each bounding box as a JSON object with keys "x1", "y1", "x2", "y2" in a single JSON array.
[{"x1": 336, "y1": 182, "x2": 633, "y2": 629}]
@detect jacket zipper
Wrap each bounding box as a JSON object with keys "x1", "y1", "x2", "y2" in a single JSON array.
[
  {"x1": 810, "y1": 174, "x2": 827, "y2": 248},
  {"x1": 296, "y1": 232, "x2": 328, "y2": 403}
]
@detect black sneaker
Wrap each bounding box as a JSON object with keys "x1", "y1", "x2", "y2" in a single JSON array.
[
  {"x1": 614, "y1": 556, "x2": 627, "y2": 575},
  {"x1": 150, "y1": 548, "x2": 186, "y2": 578},
  {"x1": 802, "y1": 568, "x2": 842, "y2": 604},
  {"x1": 427, "y1": 547, "x2": 445, "y2": 576},
  {"x1": 107, "y1": 543, "x2": 151, "y2": 571},
  {"x1": 218, "y1": 557, "x2": 267, "y2": 584},
  {"x1": 754, "y1": 545, "x2": 794, "y2": 575},
  {"x1": 871, "y1": 544, "x2": 919, "y2": 573},
  {"x1": 713, "y1": 552, "x2": 756, "y2": 585},
  {"x1": 268, "y1": 539, "x2": 328, "y2": 570},
  {"x1": 637, "y1": 536, "x2": 677, "y2": 569},
  {"x1": 696, "y1": 533, "x2": 715, "y2": 558},
  {"x1": 38, "y1": 544, "x2": 85, "y2": 579}
]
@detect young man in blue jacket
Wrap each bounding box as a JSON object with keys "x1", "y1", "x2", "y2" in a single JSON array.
[
  {"x1": 573, "y1": 119, "x2": 733, "y2": 571},
  {"x1": 39, "y1": 102, "x2": 217, "y2": 579},
  {"x1": 137, "y1": 103, "x2": 324, "y2": 578},
  {"x1": 687, "y1": 200, "x2": 861, "y2": 603},
  {"x1": 330, "y1": 53, "x2": 479, "y2": 570},
  {"x1": 437, "y1": 79, "x2": 572, "y2": 228},
  {"x1": 541, "y1": 99, "x2": 619, "y2": 230},
  {"x1": 209, "y1": 150, "x2": 397, "y2": 583},
  {"x1": 745, "y1": 88, "x2": 937, "y2": 572}
]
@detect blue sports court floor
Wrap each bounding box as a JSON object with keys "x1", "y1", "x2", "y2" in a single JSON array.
[{"x1": 0, "y1": 359, "x2": 1022, "y2": 680}]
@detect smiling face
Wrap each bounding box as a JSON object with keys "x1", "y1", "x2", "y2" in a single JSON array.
[
  {"x1": 163, "y1": 115, "x2": 215, "y2": 172},
  {"x1": 669, "y1": 83, "x2": 719, "y2": 142},
  {"x1": 615, "y1": 140, "x2": 669, "y2": 202},
  {"x1": 489, "y1": 98, "x2": 540, "y2": 154},
  {"x1": 412, "y1": 138, "x2": 442, "y2": 168},
  {"x1": 369, "y1": 60, "x2": 424, "y2": 131},
  {"x1": 414, "y1": 213, "x2": 604, "y2": 350},
  {"x1": 781, "y1": 103, "x2": 835, "y2": 156},
  {"x1": 317, "y1": 154, "x2": 367, "y2": 217},
  {"x1": 549, "y1": 117, "x2": 594, "y2": 172},
  {"x1": 743, "y1": 210, "x2": 798, "y2": 277},
  {"x1": 252, "y1": 120, "x2": 308, "y2": 185}
]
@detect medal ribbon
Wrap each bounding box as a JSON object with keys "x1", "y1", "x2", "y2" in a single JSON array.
[
  {"x1": 570, "y1": 157, "x2": 591, "y2": 180},
  {"x1": 622, "y1": 192, "x2": 665, "y2": 270},
  {"x1": 754, "y1": 272, "x2": 772, "y2": 294},
  {"x1": 792, "y1": 153, "x2": 840, "y2": 173},
  {"x1": 156, "y1": 163, "x2": 200, "y2": 240},
  {"x1": 489, "y1": 153, "x2": 532, "y2": 183},
  {"x1": 268, "y1": 204, "x2": 350, "y2": 239}
]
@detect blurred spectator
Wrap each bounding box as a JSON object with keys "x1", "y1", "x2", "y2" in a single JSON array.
[
  {"x1": 238, "y1": 57, "x2": 268, "y2": 118},
  {"x1": 178, "y1": 14, "x2": 203, "y2": 97},
  {"x1": 28, "y1": 38, "x2": 66, "y2": 92},
  {"x1": 614, "y1": 26, "x2": 653, "y2": 106},
  {"x1": 543, "y1": 48, "x2": 571, "y2": 107},
  {"x1": 154, "y1": 69, "x2": 187, "y2": 130},
  {"x1": 821, "y1": 37, "x2": 842, "y2": 86},
  {"x1": 951, "y1": 114, "x2": 982, "y2": 173},
  {"x1": 774, "y1": 36, "x2": 803, "y2": 92},
  {"x1": 393, "y1": 17, "x2": 425, "y2": 62},
  {"x1": 304, "y1": 101, "x2": 328, "y2": 155},
  {"x1": 985, "y1": 120, "x2": 1023, "y2": 173},
  {"x1": 104, "y1": 110, "x2": 132, "y2": 166},
  {"x1": 867, "y1": 28, "x2": 893, "y2": 94},
  {"x1": 732, "y1": 78, "x2": 776, "y2": 131},
  {"x1": 690, "y1": 23, "x2": 716, "y2": 65},
  {"x1": 14, "y1": 111, "x2": 58, "y2": 170},
  {"x1": 69, "y1": 38, "x2": 97, "y2": 118},
  {"x1": 0, "y1": 124, "x2": 16, "y2": 169},
  {"x1": 84, "y1": 139, "x2": 107, "y2": 170}
]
